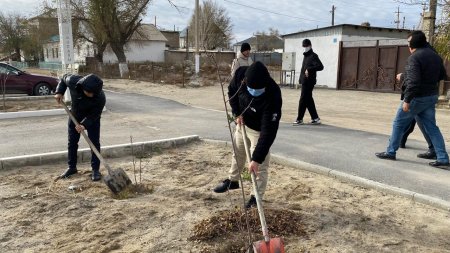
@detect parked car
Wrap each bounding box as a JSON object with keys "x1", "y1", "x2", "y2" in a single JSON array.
[{"x1": 0, "y1": 62, "x2": 59, "y2": 96}]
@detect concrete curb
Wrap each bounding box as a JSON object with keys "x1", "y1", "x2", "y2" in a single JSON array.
[
  {"x1": 0, "y1": 109, "x2": 66, "y2": 119},
  {"x1": 0, "y1": 95, "x2": 64, "y2": 119},
  {"x1": 0, "y1": 106, "x2": 107, "y2": 120},
  {"x1": 0, "y1": 135, "x2": 200, "y2": 170},
  {"x1": 202, "y1": 139, "x2": 450, "y2": 212},
  {"x1": 0, "y1": 95, "x2": 54, "y2": 101}
]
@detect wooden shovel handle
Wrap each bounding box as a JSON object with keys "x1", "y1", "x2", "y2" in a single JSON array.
[
  {"x1": 61, "y1": 102, "x2": 112, "y2": 174},
  {"x1": 240, "y1": 124, "x2": 270, "y2": 242}
]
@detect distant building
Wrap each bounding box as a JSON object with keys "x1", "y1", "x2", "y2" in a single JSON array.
[
  {"x1": 282, "y1": 24, "x2": 411, "y2": 90},
  {"x1": 233, "y1": 35, "x2": 284, "y2": 53},
  {"x1": 102, "y1": 24, "x2": 168, "y2": 63},
  {"x1": 43, "y1": 24, "x2": 168, "y2": 63},
  {"x1": 160, "y1": 30, "x2": 180, "y2": 49},
  {"x1": 179, "y1": 28, "x2": 189, "y2": 49}
]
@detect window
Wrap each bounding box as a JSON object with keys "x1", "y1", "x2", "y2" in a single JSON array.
[
  {"x1": 52, "y1": 48, "x2": 55, "y2": 58},
  {"x1": 87, "y1": 45, "x2": 90, "y2": 56},
  {"x1": 56, "y1": 47, "x2": 59, "y2": 59},
  {"x1": 46, "y1": 48, "x2": 49, "y2": 59}
]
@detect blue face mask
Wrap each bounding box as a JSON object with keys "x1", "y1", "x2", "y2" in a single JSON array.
[{"x1": 247, "y1": 86, "x2": 265, "y2": 97}]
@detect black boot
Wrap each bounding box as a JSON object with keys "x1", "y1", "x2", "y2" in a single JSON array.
[
  {"x1": 245, "y1": 195, "x2": 257, "y2": 209},
  {"x1": 60, "y1": 167, "x2": 78, "y2": 179},
  {"x1": 213, "y1": 179, "x2": 239, "y2": 193},
  {"x1": 91, "y1": 169, "x2": 102, "y2": 181}
]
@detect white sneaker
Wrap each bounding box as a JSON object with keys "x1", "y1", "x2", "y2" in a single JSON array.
[
  {"x1": 311, "y1": 118, "x2": 321, "y2": 125},
  {"x1": 293, "y1": 120, "x2": 304, "y2": 126}
]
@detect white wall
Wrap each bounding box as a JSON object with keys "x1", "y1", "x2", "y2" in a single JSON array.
[
  {"x1": 284, "y1": 30, "x2": 342, "y2": 88},
  {"x1": 43, "y1": 42, "x2": 60, "y2": 62},
  {"x1": 103, "y1": 41, "x2": 166, "y2": 63},
  {"x1": 284, "y1": 26, "x2": 409, "y2": 89}
]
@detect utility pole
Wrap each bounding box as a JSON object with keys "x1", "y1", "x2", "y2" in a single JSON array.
[
  {"x1": 402, "y1": 16, "x2": 406, "y2": 29},
  {"x1": 195, "y1": 0, "x2": 200, "y2": 74},
  {"x1": 394, "y1": 6, "x2": 402, "y2": 29},
  {"x1": 330, "y1": 5, "x2": 336, "y2": 26},
  {"x1": 428, "y1": 0, "x2": 437, "y2": 45},
  {"x1": 186, "y1": 28, "x2": 189, "y2": 60}
]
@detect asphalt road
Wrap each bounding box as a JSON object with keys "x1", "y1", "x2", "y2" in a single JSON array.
[{"x1": 1, "y1": 90, "x2": 449, "y2": 202}]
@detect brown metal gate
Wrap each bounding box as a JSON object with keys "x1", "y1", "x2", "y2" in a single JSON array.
[{"x1": 337, "y1": 41, "x2": 410, "y2": 93}]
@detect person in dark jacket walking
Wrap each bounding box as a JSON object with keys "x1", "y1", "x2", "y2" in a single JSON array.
[
  {"x1": 397, "y1": 72, "x2": 436, "y2": 159},
  {"x1": 376, "y1": 31, "x2": 449, "y2": 169},
  {"x1": 213, "y1": 62, "x2": 282, "y2": 208},
  {"x1": 55, "y1": 74, "x2": 106, "y2": 181},
  {"x1": 293, "y1": 39, "x2": 324, "y2": 125}
]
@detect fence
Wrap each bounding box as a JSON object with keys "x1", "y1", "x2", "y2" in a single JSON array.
[
  {"x1": 38, "y1": 62, "x2": 63, "y2": 71},
  {"x1": 4, "y1": 61, "x2": 28, "y2": 70},
  {"x1": 251, "y1": 52, "x2": 282, "y2": 66}
]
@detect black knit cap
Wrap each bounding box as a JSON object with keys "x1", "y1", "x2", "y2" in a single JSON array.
[
  {"x1": 240, "y1": 42, "x2": 251, "y2": 53},
  {"x1": 245, "y1": 61, "x2": 270, "y2": 89},
  {"x1": 408, "y1": 30, "x2": 427, "y2": 49},
  {"x1": 302, "y1": 39, "x2": 312, "y2": 47}
]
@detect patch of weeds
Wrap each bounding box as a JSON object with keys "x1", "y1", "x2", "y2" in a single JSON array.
[
  {"x1": 113, "y1": 183, "x2": 154, "y2": 200},
  {"x1": 241, "y1": 170, "x2": 251, "y2": 182}
]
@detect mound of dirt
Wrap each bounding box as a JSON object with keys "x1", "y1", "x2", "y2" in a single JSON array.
[{"x1": 191, "y1": 208, "x2": 306, "y2": 241}]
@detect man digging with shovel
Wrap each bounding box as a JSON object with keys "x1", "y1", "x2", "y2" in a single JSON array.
[
  {"x1": 214, "y1": 62, "x2": 282, "y2": 209},
  {"x1": 55, "y1": 74, "x2": 106, "y2": 181}
]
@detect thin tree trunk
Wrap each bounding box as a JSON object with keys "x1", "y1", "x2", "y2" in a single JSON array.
[
  {"x1": 110, "y1": 42, "x2": 129, "y2": 78},
  {"x1": 14, "y1": 48, "x2": 21, "y2": 61},
  {"x1": 95, "y1": 43, "x2": 107, "y2": 73}
]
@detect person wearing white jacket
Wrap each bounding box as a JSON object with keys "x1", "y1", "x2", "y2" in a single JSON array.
[{"x1": 230, "y1": 42, "x2": 253, "y2": 77}]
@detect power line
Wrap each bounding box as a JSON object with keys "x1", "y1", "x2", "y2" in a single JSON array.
[{"x1": 223, "y1": 0, "x2": 329, "y2": 23}]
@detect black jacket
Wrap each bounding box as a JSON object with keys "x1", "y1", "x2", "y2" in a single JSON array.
[
  {"x1": 403, "y1": 46, "x2": 447, "y2": 103},
  {"x1": 228, "y1": 67, "x2": 282, "y2": 164},
  {"x1": 299, "y1": 49, "x2": 324, "y2": 85},
  {"x1": 56, "y1": 74, "x2": 106, "y2": 128}
]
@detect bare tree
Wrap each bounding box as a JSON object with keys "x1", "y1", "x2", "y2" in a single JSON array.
[
  {"x1": 188, "y1": 0, "x2": 233, "y2": 50},
  {"x1": 89, "y1": 0, "x2": 151, "y2": 77},
  {"x1": 71, "y1": 0, "x2": 109, "y2": 68},
  {"x1": 435, "y1": 4, "x2": 450, "y2": 60},
  {"x1": 0, "y1": 12, "x2": 28, "y2": 61}
]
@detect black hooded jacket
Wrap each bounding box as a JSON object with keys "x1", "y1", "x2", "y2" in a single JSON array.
[
  {"x1": 228, "y1": 64, "x2": 282, "y2": 164},
  {"x1": 56, "y1": 74, "x2": 106, "y2": 128},
  {"x1": 299, "y1": 49, "x2": 324, "y2": 85}
]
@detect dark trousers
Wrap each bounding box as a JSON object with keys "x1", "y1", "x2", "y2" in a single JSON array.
[
  {"x1": 68, "y1": 118, "x2": 101, "y2": 171},
  {"x1": 401, "y1": 118, "x2": 434, "y2": 152},
  {"x1": 297, "y1": 83, "x2": 319, "y2": 121}
]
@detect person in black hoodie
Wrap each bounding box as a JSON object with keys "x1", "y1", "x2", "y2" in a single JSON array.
[
  {"x1": 293, "y1": 38, "x2": 324, "y2": 125},
  {"x1": 213, "y1": 62, "x2": 282, "y2": 209},
  {"x1": 55, "y1": 74, "x2": 106, "y2": 181}
]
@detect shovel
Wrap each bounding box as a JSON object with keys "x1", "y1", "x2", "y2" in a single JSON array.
[
  {"x1": 61, "y1": 102, "x2": 132, "y2": 194},
  {"x1": 240, "y1": 124, "x2": 285, "y2": 253}
]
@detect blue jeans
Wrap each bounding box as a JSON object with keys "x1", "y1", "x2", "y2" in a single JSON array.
[{"x1": 386, "y1": 95, "x2": 448, "y2": 163}]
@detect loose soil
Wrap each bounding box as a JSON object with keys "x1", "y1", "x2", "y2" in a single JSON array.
[
  {"x1": 1, "y1": 142, "x2": 449, "y2": 252},
  {"x1": 0, "y1": 99, "x2": 59, "y2": 112}
]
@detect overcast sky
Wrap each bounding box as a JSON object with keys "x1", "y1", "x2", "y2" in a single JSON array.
[{"x1": 1, "y1": 0, "x2": 442, "y2": 43}]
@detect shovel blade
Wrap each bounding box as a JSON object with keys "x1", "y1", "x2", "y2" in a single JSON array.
[
  {"x1": 103, "y1": 168, "x2": 132, "y2": 194},
  {"x1": 252, "y1": 238, "x2": 285, "y2": 253}
]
